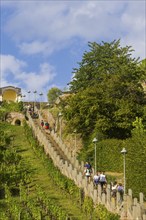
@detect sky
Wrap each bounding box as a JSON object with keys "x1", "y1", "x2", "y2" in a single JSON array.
[{"x1": 0, "y1": 0, "x2": 146, "y2": 101}]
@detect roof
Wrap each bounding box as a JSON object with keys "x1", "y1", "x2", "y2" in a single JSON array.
[{"x1": 0, "y1": 86, "x2": 21, "y2": 95}]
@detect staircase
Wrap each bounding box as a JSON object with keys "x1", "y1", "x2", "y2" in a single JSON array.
[{"x1": 27, "y1": 109, "x2": 146, "y2": 220}]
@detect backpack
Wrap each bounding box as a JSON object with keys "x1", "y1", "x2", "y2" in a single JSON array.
[
  {"x1": 117, "y1": 186, "x2": 124, "y2": 194},
  {"x1": 85, "y1": 168, "x2": 91, "y2": 176},
  {"x1": 41, "y1": 121, "x2": 44, "y2": 126}
]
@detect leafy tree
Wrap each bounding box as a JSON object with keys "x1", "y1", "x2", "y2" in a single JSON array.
[
  {"x1": 139, "y1": 58, "x2": 146, "y2": 74},
  {"x1": 63, "y1": 40, "x2": 146, "y2": 139},
  {"x1": 47, "y1": 87, "x2": 62, "y2": 105},
  {"x1": 139, "y1": 59, "x2": 146, "y2": 95},
  {"x1": 0, "y1": 101, "x2": 23, "y2": 113},
  {"x1": 126, "y1": 117, "x2": 146, "y2": 197}
]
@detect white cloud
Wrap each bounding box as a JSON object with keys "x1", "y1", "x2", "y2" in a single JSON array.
[
  {"x1": 19, "y1": 41, "x2": 54, "y2": 55},
  {"x1": 0, "y1": 54, "x2": 56, "y2": 100},
  {"x1": 2, "y1": 1, "x2": 145, "y2": 59},
  {"x1": 1, "y1": 54, "x2": 26, "y2": 75},
  {"x1": 120, "y1": 2, "x2": 146, "y2": 59},
  {"x1": 15, "y1": 62, "x2": 56, "y2": 90}
]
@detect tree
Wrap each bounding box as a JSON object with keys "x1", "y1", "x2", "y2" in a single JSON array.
[
  {"x1": 47, "y1": 87, "x2": 62, "y2": 105},
  {"x1": 139, "y1": 58, "x2": 146, "y2": 74},
  {"x1": 139, "y1": 59, "x2": 146, "y2": 95},
  {"x1": 126, "y1": 117, "x2": 146, "y2": 197},
  {"x1": 63, "y1": 40, "x2": 146, "y2": 139}
]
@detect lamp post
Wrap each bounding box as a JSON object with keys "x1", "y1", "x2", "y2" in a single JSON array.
[
  {"x1": 93, "y1": 137, "x2": 98, "y2": 174},
  {"x1": 27, "y1": 91, "x2": 31, "y2": 105},
  {"x1": 39, "y1": 92, "x2": 43, "y2": 111},
  {"x1": 58, "y1": 112, "x2": 63, "y2": 140},
  {"x1": 33, "y1": 90, "x2": 37, "y2": 109},
  {"x1": 121, "y1": 147, "x2": 127, "y2": 194}
]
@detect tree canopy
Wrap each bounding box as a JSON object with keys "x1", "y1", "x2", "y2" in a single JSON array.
[
  {"x1": 62, "y1": 40, "x2": 146, "y2": 139},
  {"x1": 47, "y1": 87, "x2": 62, "y2": 105}
]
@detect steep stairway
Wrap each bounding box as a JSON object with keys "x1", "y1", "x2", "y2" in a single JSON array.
[
  {"x1": 27, "y1": 110, "x2": 146, "y2": 220},
  {"x1": 33, "y1": 118, "x2": 72, "y2": 165},
  {"x1": 32, "y1": 116, "x2": 82, "y2": 173}
]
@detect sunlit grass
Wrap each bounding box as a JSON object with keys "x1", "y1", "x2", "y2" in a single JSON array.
[{"x1": 1, "y1": 123, "x2": 85, "y2": 219}]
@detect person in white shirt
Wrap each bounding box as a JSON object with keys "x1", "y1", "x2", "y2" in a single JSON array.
[
  {"x1": 99, "y1": 171, "x2": 107, "y2": 192},
  {"x1": 111, "y1": 181, "x2": 118, "y2": 198},
  {"x1": 93, "y1": 172, "x2": 100, "y2": 187},
  {"x1": 83, "y1": 167, "x2": 92, "y2": 183},
  {"x1": 117, "y1": 183, "x2": 124, "y2": 202}
]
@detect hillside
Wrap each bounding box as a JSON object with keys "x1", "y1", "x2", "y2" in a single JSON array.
[
  {"x1": 0, "y1": 123, "x2": 87, "y2": 219},
  {"x1": 0, "y1": 122, "x2": 119, "y2": 220}
]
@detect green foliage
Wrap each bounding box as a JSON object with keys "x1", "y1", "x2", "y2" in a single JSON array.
[
  {"x1": 49, "y1": 106, "x2": 61, "y2": 120},
  {"x1": 47, "y1": 87, "x2": 62, "y2": 105},
  {"x1": 1, "y1": 101, "x2": 23, "y2": 112},
  {"x1": 0, "y1": 128, "x2": 10, "y2": 147},
  {"x1": 1, "y1": 108, "x2": 145, "y2": 218},
  {"x1": 0, "y1": 101, "x2": 24, "y2": 122},
  {"x1": 0, "y1": 123, "x2": 31, "y2": 189},
  {"x1": 23, "y1": 122, "x2": 121, "y2": 219},
  {"x1": 36, "y1": 186, "x2": 68, "y2": 220},
  {"x1": 82, "y1": 196, "x2": 94, "y2": 218},
  {"x1": 23, "y1": 122, "x2": 80, "y2": 200},
  {"x1": 63, "y1": 40, "x2": 146, "y2": 139},
  {"x1": 0, "y1": 122, "x2": 84, "y2": 219},
  {"x1": 2, "y1": 183, "x2": 68, "y2": 220},
  {"x1": 132, "y1": 117, "x2": 145, "y2": 134},
  {"x1": 95, "y1": 204, "x2": 120, "y2": 220},
  {"x1": 139, "y1": 58, "x2": 146, "y2": 76},
  {"x1": 77, "y1": 117, "x2": 146, "y2": 197},
  {"x1": 82, "y1": 197, "x2": 120, "y2": 220},
  {"x1": 0, "y1": 107, "x2": 7, "y2": 121},
  {"x1": 62, "y1": 90, "x2": 99, "y2": 137},
  {"x1": 59, "y1": 39, "x2": 146, "y2": 198},
  {"x1": 78, "y1": 137, "x2": 123, "y2": 172},
  {"x1": 125, "y1": 117, "x2": 146, "y2": 197}
]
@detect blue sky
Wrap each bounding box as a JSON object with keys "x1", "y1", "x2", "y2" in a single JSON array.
[{"x1": 0, "y1": 0, "x2": 146, "y2": 101}]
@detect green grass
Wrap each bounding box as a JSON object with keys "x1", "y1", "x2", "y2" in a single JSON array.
[{"x1": 1, "y1": 124, "x2": 87, "y2": 219}]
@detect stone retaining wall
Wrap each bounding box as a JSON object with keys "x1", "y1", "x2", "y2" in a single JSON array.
[{"x1": 6, "y1": 112, "x2": 25, "y2": 125}]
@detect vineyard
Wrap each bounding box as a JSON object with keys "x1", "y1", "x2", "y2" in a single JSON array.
[{"x1": 0, "y1": 122, "x2": 119, "y2": 220}]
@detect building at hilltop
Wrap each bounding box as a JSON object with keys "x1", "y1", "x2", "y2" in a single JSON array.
[{"x1": 0, "y1": 86, "x2": 22, "y2": 102}]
